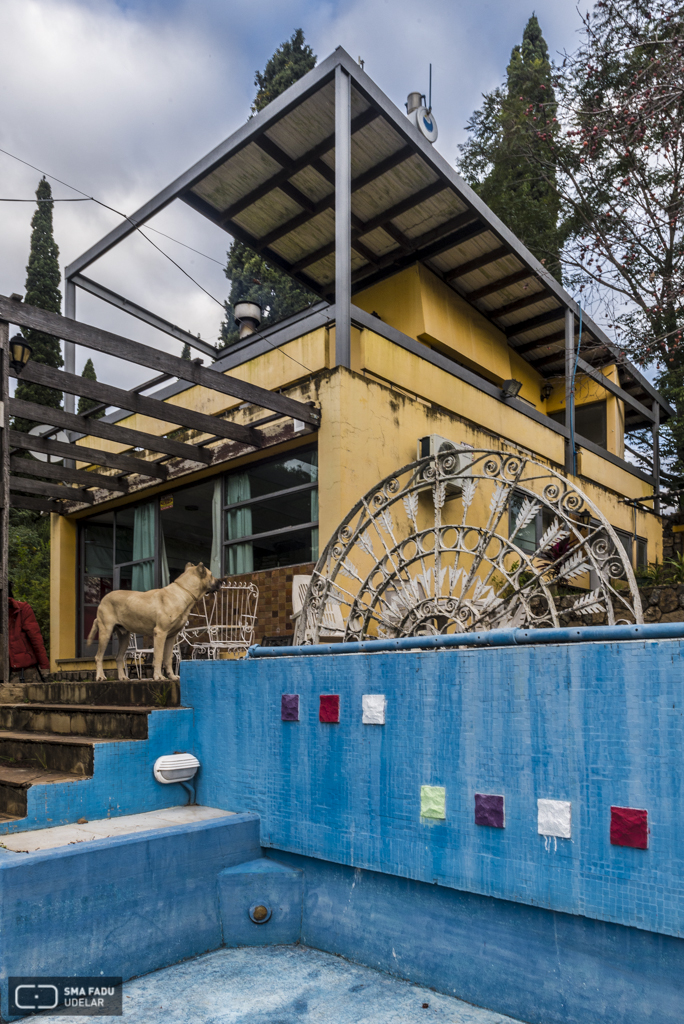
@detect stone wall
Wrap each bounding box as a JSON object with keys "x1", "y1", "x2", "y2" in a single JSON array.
[{"x1": 554, "y1": 586, "x2": 684, "y2": 626}]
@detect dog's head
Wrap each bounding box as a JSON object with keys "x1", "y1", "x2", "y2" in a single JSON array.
[{"x1": 184, "y1": 561, "x2": 220, "y2": 595}]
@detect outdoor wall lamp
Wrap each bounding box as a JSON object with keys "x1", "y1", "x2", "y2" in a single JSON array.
[
  {"x1": 500, "y1": 379, "x2": 523, "y2": 400},
  {"x1": 154, "y1": 753, "x2": 200, "y2": 805},
  {"x1": 540, "y1": 382, "x2": 554, "y2": 401},
  {"x1": 9, "y1": 335, "x2": 32, "y2": 375}
]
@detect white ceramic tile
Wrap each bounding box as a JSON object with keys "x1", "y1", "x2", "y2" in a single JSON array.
[
  {"x1": 537, "y1": 799, "x2": 571, "y2": 839},
  {"x1": 362, "y1": 694, "x2": 386, "y2": 725}
]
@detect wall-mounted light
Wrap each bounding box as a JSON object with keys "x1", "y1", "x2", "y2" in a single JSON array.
[
  {"x1": 540, "y1": 382, "x2": 554, "y2": 401},
  {"x1": 9, "y1": 335, "x2": 32, "y2": 375},
  {"x1": 500, "y1": 379, "x2": 522, "y2": 400}
]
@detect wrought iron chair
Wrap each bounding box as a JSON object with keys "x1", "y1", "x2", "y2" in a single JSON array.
[
  {"x1": 180, "y1": 581, "x2": 259, "y2": 659},
  {"x1": 291, "y1": 574, "x2": 345, "y2": 643},
  {"x1": 125, "y1": 633, "x2": 181, "y2": 679}
]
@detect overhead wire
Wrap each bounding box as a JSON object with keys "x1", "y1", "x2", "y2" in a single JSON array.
[{"x1": 0, "y1": 145, "x2": 315, "y2": 375}]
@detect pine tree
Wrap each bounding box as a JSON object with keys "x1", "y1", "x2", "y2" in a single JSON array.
[
  {"x1": 181, "y1": 342, "x2": 191, "y2": 360},
  {"x1": 13, "y1": 177, "x2": 63, "y2": 432},
  {"x1": 220, "y1": 30, "x2": 318, "y2": 348},
  {"x1": 77, "y1": 358, "x2": 104, "y2": 418},
  {"x1": 457, "y1": 16, "x2": 566, "y2": 282}
]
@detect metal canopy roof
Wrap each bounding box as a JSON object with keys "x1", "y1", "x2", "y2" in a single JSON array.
[{"x1": 66, "y1": 48, "x2": 669, "y2": 432}]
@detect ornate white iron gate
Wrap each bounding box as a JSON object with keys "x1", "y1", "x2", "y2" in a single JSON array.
[{"x1": 297, "y1": 448, "x2": 642, "y2": 643}]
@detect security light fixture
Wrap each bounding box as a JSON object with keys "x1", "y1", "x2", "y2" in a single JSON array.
[
  {"x1": 501, "y1": 379, "x2": 523, "y2": 400},
  {"x1": 153, "y1": 753, "x2": 200, "y2": 784},
  {"x1": 9, "y1": 336, "x2": 32, "y2": 375}
]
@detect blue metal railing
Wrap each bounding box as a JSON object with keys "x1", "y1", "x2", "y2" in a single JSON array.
[{"x1": 247, "y1": 621, "x2": 684, "y2": 658}]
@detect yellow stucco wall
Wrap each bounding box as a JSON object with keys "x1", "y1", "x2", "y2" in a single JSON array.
[{"x1": 49, "y1": 265, "x2": 661, "y2": 665}]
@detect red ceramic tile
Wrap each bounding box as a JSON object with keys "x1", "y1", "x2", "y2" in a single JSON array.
[
  {"x1": 319, "y1": 694, "x2": 340, "y2": 723},
  {"x1": 610, "y1": 806, "x2": 648, "y2": 849}
]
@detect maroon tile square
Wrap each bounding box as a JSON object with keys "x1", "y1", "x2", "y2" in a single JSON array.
[
  {"x1": 319, "y1": 694, "x2": 340, "y2": 723},
  {"x1": 281, "y1": 694, "x2": 299, "y2": 722},
  {"x1": 475, "y1": 793, "x2": 505, "y2": 828},
  {"x1": 610, "y1": 806, "x2": 648, "y2": 849}
]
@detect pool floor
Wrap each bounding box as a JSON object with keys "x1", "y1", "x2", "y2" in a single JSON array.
[{"x1": 38, "y1": 945, "x2": 525, "y2": 1023}]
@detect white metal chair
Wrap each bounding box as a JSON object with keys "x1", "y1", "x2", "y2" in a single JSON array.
[
  {"x1": 125, "y1": 633, "x2": 181, "y2": 679},
  {"x1": 180, "y1": 581, "x2": 259, "y2": 659},
  {"x1": 291, "y1": 574, "x2": 345, "y2": 643}
]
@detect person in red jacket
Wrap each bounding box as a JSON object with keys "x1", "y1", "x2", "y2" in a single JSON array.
[{"x1": 8, "y1": 582, "x2": 49, "y2": 680}]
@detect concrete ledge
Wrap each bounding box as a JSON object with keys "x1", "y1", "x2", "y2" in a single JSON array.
[{"x1": 218, "y1": 857, "x2": 303, "y2": 946}]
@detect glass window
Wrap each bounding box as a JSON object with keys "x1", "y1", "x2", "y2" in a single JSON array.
[
  {"x1": 82, "y1": 514, "x2": 114, "y2": 645},
  {"x1": 614, "y1": 528, "x2": 633, "y2": 566},
  {"x1": 548, "y1": 403, "x2": 607, "y2": 448},
  {"x1": 159, "y1": 480, "x2": 215, "y2": 584},
  {"x1": 509, "y1": 491, "x2": 555, "y2": 555},
  {"x1": 636, "y1": 537, "x2": 648, "y2": 569},
  {"x1": 224, "y1": 446, "x2": 318, "y2": 573}
]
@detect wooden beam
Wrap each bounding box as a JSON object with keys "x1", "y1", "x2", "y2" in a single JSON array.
[
  {"x1": 10, "y1": 475, "x2": 94, "y2": 504},
  {"x1": 514, "y1": 329, "x2": 566, "y2": 355},
  {"x1": 10, "y1": 494, "x2": 57, "y2": 513},
  {"x1": 9, "y1": 456, "x2": 128, "y2": 492},
  {"x1": 10, "y1": 397, "x2": 214, "y2": 466},
  {"x1": 11, "y1": 360, "x2": 259, "y2": 447},
  {"x1": 465, "y1": 269, "x2": 534, "y2": 303},
  {"x1": 0, "y1": 296, "x2": 320, "y2": 427},
  {"x1": 444, "y1": 246, "x2": 509, "y2": 282},
  {"x1": 505, "y1": 307, "x2": 565, "y2": 338},
  {"x1": 10, "y1": 430, "x2": 169, "y2": 478},
  {"x1": 488, "y1": 290, "x2": 551, "y2": 320}
]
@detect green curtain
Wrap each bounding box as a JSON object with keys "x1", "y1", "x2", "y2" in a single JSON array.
[
  {"x1": 132, "y1": 502, "x2": 155, "y2": 591},
  {"x1": 226, "y1": 472, "x2": 253, "y2": 575},
  {"x1": 210, "y1": 478, "x2": 222, "y2": 578},
  {"x1": 310, "y1": 450, "x2": 319, "y2": 561}
]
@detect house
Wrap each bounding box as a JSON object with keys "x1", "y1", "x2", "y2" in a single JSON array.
[{"x1": 38, "y1": 48, "x2": 667, "y2": 672}]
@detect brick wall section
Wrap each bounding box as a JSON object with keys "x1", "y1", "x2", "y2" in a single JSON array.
[{"x1": 221, "y1": 562, "x2": 316, "y2": 644}]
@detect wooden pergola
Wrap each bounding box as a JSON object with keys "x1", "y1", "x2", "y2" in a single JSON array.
[{"x1": 0, "y1": 295, "x2": 319, "y2": 681}]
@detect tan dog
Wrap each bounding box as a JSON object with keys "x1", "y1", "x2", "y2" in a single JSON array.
[{"x1": 87, "y1": 562, "x2": 219, "y2": 682}]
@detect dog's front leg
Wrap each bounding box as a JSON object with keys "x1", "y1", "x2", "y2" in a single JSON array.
[
  {"x1": 162, "y1": 633, "x2": 180, "y2": 682},
  {"x1": 152, "y1": 627, "x2": 168, "y2": 681}
]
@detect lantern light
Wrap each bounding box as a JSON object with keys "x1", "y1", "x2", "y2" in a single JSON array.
[{"x1": 9, "y1": 336, "x2": 32, "y2": 375}]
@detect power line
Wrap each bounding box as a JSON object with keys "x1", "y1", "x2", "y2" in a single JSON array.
[{"x1": 0, "y1": 197, "x2": 91, "y2": 202}]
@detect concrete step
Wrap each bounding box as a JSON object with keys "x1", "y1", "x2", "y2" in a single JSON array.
[
  {"x1": 0, "y1": 765, "x2": 79, "y2": 819},
  {"x1": 0, "y1": 679, "x2": 180, "y2": 707},
  {"x1": 0, "y1": 731, "x2": 121, "y2": 778},
  {"x1": 0, "y1": 705, "x2": 152, "y2": 741}
]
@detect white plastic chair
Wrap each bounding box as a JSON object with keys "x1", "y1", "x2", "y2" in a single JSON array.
[
  {"x1": 180, "y1": 581, "x2": 259, "y2": 659},
  {"x1": 291, "y1": 574, "x2": 345, "y2": 642},
  {"x1": 125, "y1": 633, "x2": 181, "y2": 679}
]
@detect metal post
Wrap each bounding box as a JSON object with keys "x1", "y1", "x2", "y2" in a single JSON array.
[
  {"x1": 652, "y1": 399, "x2": 661, "y2": 515},
  {"x1": 63, "y1": 277, "x2": 76, "y2": 415},
  {"x1": 334, "y1": 64, "x2": 352, "y2": 368},
  {"x1": 564, "y1": 308, "x2": 575, "y2": 475},
  {"x1": 0, "y1": 320, "x2": 10, "y2": 683}
]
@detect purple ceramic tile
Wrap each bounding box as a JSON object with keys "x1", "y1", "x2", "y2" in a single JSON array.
[
  {"x1": 281, "y1": 694, "x2": 299, "y2": 721},
  {"x1": 475, "y1": 793, "x2": 505, "y2": 828}
]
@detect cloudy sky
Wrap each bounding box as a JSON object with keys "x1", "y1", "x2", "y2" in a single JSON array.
[{"x1": 1, "y1": 0, "x2": 584, "y2": 393}]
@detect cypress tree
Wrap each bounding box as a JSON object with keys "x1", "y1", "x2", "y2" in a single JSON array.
[
  {"x1": 457, "y1": 16, "x2": 566, "y2": 281},
  {"x1": 181, "y1": 342, "x2": 192, "y2": 360},
  {"x1": 13, "y1": 177, "x2": 63, "y2": 432},
  {"x1": 220, "y1": 30, "x2": 318, "y2": 348},
  {"x1": 77, "y1": 358, "x2": 104, "y2": 418}
]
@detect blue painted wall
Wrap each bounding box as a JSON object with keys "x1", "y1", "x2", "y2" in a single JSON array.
[
  {"x1": 0, "y1": 814, "x2": 260, "y2": 1022},
  {"x1": 0, "y1": 708, "x2": 195, "y2": 835},
  {"x1": 182, "y1": 638, "x2": 684, "y2": 939},
  {"x1": 271, "y1": 850, "x2": 684, "y2": 1024}
]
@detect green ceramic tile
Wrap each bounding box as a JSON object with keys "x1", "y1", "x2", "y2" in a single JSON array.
[{"x1": 420, "y1": 785, "x2": 446, "y2": 819}]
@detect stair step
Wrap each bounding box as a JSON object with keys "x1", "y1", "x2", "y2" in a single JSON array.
[
  {"x1": 0, "y1": 705, "x2": 152, "y2": 740},
  {"x1": 0, "y1": 765, "x2": 81, "y2": 819},
  {"x1": 0, "y1": 679, "x2": 180, "y2": 707},
  {"x1": 0, "y1": 731, "x2": 121, "y2": 778}
]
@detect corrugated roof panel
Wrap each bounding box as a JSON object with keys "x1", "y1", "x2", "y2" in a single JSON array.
[
  {"x1": 394, "y1": 190, "x2": 469, "y2": 240},
  {"x1": 477, "y1": 281, "x2": 548, "y2": 316},
  {"x1": 190, "y1": 142, "x2": 280, "y2": 212},
  {"x1": 289, "y1": 165, "x2": 334, "y2": 205},
  {"x1": 495, "y1": 295, "x2": 559, "y2": 330},
  {"x1": 428, "y1": 234, "x2": 503, "y2": 275},
  {"x1": 352, "y1": 155, "x2": 440, "y2": 222},
  {"x1": 233, "y1": 189, "x2": 303, "y2": 238},
  {"x1": 349, "y1": 118, "x2": 407, "y2": 178},
  {"x1": 264, "y1": 81, "x2": 337, "y2": 161},
  {"x1": 270, "y1": 208, "x2": 335, "y2": 263},
  {"x1": 357, "y1": 226, "x2": 401, "y2": 259}
]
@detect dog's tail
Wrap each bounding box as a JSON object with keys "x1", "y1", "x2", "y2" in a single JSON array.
[{"x1": 86, "y1": 619, "x2": 99, "y2": 645}]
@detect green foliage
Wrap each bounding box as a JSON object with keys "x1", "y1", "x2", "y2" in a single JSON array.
[
  {"x1": 181, "y1": 342, "x2": 191, "y2": 360},
  {"x1": 252, "y1": 29, "x2": 316, "y2": 114},
  {"x1": 457, "y1": 16, "x2": 566, "y2": 281},
  {"x1": 8, "y1": 509, "x2": 51, "y2": 653},
  {"x1": 13, "y1": 177, "x2": 62, "y2": 432},
  {"x1": 220, "y1": 31, "x2": 318, "y2": 348},
  {"x1": 77, "y1": 357, "x2": 104, "y2": 417}
]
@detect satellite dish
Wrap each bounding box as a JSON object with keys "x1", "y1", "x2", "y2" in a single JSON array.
[
  {"x1": 414, "y1": 106, "x2": 438, "y2": 144},
  {"x1": 28, "y1": 424, "x2": 70, "y2": 463}
]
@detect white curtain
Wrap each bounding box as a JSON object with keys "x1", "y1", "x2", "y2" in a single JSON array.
[
  {"x1": 132, "y1": 502, "x2": 155, "y2": 591},
  {"x1": 210, "y1": 478, "x2": 222, "y2": 578},
  {"x1": 226, "y1": 472, "x2": 254, "y2": 575}
]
